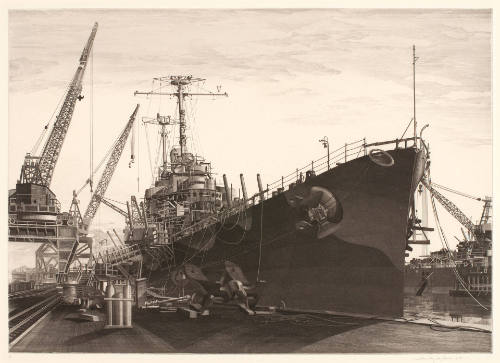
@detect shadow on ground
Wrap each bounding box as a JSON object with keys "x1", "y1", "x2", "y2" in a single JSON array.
[{"x1": 134, "y1": 305, "x2": 380, "y2": 353}]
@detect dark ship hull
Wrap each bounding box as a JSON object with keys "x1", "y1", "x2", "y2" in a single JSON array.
[{"x1": 152, "y1": 147, "x2": 426, "y2": 317}]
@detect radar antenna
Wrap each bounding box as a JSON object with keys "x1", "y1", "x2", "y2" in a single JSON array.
[{"x1": 134, "y1": 75, "x2": 228, "y2": 156}]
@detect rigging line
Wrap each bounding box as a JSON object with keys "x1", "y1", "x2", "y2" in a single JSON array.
[
  {"x1": 189, "y1": 95, "x2": 203, "y2": 157},
  {"x1": 399, "y1": 118, "x2": 414, "y2": 140},
  {"x1": 102, "y1": 196, "x2": 127, "y2": 206},
  {"x1": 186, "y1": 98, "x2": 196, "y2": 155},
  {"x1": 154, "y1": 129, "x2": 162, "y2": 175},
  {"x1": 90, "y1": 45, "x2": 94, "y2": 192},
  {"x1": 171, "y1": 97, "x2": 179, "y2": 146},
  {"x1": 76, "y1": 123, "x2": 123, "y2": 195},
  {"x1": 256, "y1": 200, "x2": 264, "y2": 283},
  {"x1": 179, "y1": 208, "x2": 234, "y2": 266},
  {"x1": 219, "y1": 229, "x2": 246, "y2": 245},
  {"x1": 144, "y1": 124, "x2": 155, "y2": 182},
  {"x1": 158, "y1": 80, "x2": 162, "y2": 112},
  {"x1": 31, "y1": 81, "x2": 72, "y2": 155},
  {"x1": 137, "y1": 114, "x2": 140, "y2": 192},
  {"x1": 431, "y1": 182, "x2": 482, "y2": 201},
  {"x1": 429, "y1": 180, "x2": 489, "y2": 310}
]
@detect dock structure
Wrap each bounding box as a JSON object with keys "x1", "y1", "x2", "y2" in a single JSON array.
[{"x1": 10, "y1": 304, "x2": 491, "y2": 353}]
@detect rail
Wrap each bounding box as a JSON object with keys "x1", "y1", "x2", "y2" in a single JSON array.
[
  {"x1": 8, "y1": 219, "x2": 59, "y2": 227},
  {"x1": 167, "y1": 202, "x2": 248, "y2": 242},
  {"x1": 9, "y1": 195, "x2": 61, "y2": 212},
  {"x1": 9, "y1": 294, "x2": 61, "y2": 345},
  {"x1": 8, "y1": 285, "x2": 57, "y2": 300}
]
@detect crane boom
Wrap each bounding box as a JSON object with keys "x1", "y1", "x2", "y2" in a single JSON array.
[
  {"x1": 33, "y1": 22, "x2": 98, "y2": 187},
  {"x1": 421, "y1": 179, "x2": 479, "y2": 237},
  {"x1": 100, "y1": 197, "x2": 129, "y2": 218},
  {"x1": 83, "y1": 104, "x2": 140, "y2": 226}
]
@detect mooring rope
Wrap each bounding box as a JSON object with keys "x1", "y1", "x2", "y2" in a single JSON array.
[
  {"x1": 256, "y1": 199, "x2": 264, "y2": 283},
  {"x1": 428, "y1": 177, "x2": 489, "y2": 311}
]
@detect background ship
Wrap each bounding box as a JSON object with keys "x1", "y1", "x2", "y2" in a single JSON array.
[{"x1": 405, "y1": 195, "x2": 492, "y2": 299}]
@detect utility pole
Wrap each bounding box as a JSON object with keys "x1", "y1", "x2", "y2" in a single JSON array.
[
  {"x1": 413, "y1": 45, "x2": 418, "y2": 147},
  {"x1": 319, "y1": 136, "x2": 330, "y2": 170}
]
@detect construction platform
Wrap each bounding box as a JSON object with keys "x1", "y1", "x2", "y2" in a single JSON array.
[{"x1": 10, "y1": 304, "x2": 491, "y2": 353}]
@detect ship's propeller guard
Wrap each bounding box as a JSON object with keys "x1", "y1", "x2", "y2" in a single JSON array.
[{"x1": 369, "y1": 148, "x2": 394, "y2": 167}]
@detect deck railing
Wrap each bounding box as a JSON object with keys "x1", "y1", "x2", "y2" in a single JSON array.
[{"x1": 265, "y1": 136, "x2": 420, "y2": 198}]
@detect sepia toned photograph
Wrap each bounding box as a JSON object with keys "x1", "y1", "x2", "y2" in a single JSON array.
[{"x1": 5, "y1": 6, "x2": 493, "y2": 355}]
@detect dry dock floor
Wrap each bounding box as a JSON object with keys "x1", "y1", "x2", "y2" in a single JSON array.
[{"x1": 11, "y1": 304, "x2": 491, "y2": 353}]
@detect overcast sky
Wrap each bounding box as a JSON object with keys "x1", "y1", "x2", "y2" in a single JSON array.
[{"x1": 7, "y1": 8, "x2": 492, "y2": 269}]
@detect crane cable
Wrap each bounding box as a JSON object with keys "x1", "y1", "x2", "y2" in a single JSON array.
[
  {"x1": 136, "y1": 114, "x2": 140, "y2": 192},
  {"x1": 89, "y1": 45, "x2": 94, "y2": 192},
  {"x1": 31, "y1": 80, "x2": 73, "y2": 155},
  {"x1": 399, "y1": 117, "x2": 414, "y2": 140},
  {"x1": 428, "y1": 177, "x2": 489, "y2": 310},
  {"x1": 431, "y1": 182, "x2": 483, "y2": 201},
  {"x1": 76, "y1": 124, "x2": 121, "y2": 196},
  {"x1": 256, "y1": 199, "x2": 264, "y2": 283},
  {"x1": 144, "y1": 79, "x2": 155, "y2": 182}
]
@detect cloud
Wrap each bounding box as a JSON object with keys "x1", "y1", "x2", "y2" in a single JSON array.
[{"x1": 443, "y1": 90, "x2": 491, "y2": 101}]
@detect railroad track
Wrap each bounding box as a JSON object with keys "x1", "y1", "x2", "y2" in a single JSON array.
[
  {"x1": 9, "y1": 294, "x2": 61, "y2": 346},
  {"x1": 9, "y1": 286, "x2": 58, "y2": 300}
]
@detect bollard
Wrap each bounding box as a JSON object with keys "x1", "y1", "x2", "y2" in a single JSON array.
[
  {"x1": 104, "y1": 281, "x2": 133, "y2": 329},
  {"x1": 105, "y1": 282, "x2": 115, "y2": 327},
  {"x1": 124, "y1": 281, "x2": 132, "y2": 327},
  {"x1": 135, "y1": 278, "x2": 148, "y2": 307},
  {"x1": 113, "y1": 291, "x2": 124, "y2": 327},
  {"x1": 62, "y1": 284, "x2": 78, "y2": 305}
]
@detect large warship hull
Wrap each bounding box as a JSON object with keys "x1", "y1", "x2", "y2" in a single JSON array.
[{"x1": 152, "y1": 147, "x2": 426, "y2": 317}]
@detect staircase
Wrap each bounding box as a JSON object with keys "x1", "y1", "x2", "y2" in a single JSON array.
[{"x1": 103, "y1": 244, "x2": 143, "y2": 265}]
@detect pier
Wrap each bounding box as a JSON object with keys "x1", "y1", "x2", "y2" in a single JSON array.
[
  {"x1": 7, "y1": 14, "x2": 493, "y2": 355},
  {"x1": 10, "y1": 304, "x2": 491, "y2": 353}
]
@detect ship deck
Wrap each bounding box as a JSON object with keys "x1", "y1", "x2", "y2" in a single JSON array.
[{"x1": 10, "y1": 304, "x2": 491, "y2": 353}]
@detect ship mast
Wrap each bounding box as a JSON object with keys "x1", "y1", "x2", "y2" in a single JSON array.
[
  {"x1": 135, "y1": 75, "x2": 228, "y2": 157},
  {"x1": 413, "y1": 45, "x2": 418, "y2": 147},
  {"x1": 142, "y1": 113, "x2": 175, "y2": 167}
]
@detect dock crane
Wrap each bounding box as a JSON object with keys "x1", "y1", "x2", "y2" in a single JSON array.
[
  {"x1": 9, "y1": 23, "x2": 98, "y2": 227},
  {"x1": 421, "y1": 178, "x2": 486, "y2": 240},
  {"x1": 82, "y1": 104, "x2": 140, "y2": 231},
  {"x1": 59, "y1": 105, "x2": 140, "y2": 277}
]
